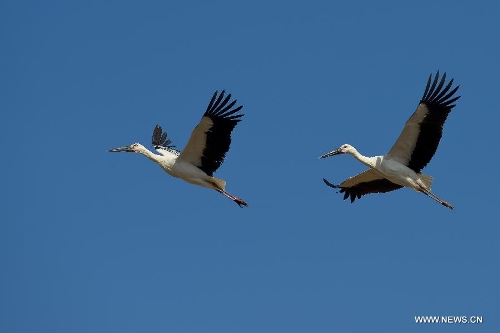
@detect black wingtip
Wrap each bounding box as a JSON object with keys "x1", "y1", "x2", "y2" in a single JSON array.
[
  {"x1": 152, "y1": 124, "x2": 175, "y2": 148},
  {"x1": 422, "y1": 70, "x2": 460, "y2": 106},
  {"x1": 204, "y1": 90, "x2": 244, "y2": 121},
  {"x1": 323, "y1": 178, "x2": 339, "y2": 189}
]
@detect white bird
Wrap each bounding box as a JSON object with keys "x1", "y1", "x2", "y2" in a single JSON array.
[
  {"x1": 319, "y1": 71, "x2": 460, "y2": 209},
  {"x1": 109, "y1": 90, "x2": 248, "y2": 207}
]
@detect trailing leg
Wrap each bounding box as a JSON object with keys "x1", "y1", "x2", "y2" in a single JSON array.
[
  {"x1": 419, "y1": 188, "x2": 453, "y2": 210},
  {"x1": 209, "y1": 180, "x2": 247, "y2": 208},
  {"x1": 216, "y1": 189, "x2": 248, "y2": 208}
]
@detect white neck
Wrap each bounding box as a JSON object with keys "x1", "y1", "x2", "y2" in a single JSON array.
[
  {"x1": 138, "y1": 147, "x2": 163, "y2": 163},
  {"x1": 349, "y1": 148, "x2": 378, "y2": 169},
  {"x1": 138, "y1": 146, "x2": 178, "y2": 172}
]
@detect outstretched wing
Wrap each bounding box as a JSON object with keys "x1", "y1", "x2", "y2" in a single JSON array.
[
  {"x1": 152, "y1": 125, "x2": 180, "y2": 156},
  {"x1": 323, "y1": 169, "x2": 403, "y2": 203},
  {"x1": 386, "y1": 71, "x2": 460, "y2": 173},
  {"x1": 177, "y1": 90, "x2": 244, "y2": 176}
]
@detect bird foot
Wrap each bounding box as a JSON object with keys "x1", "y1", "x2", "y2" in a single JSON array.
[
  {"x1": 441, "y1": 201, "x2": 454, "y2": 210},
  {"x1": 234, "y1": 198, "x2": 248, "y2": 208}
]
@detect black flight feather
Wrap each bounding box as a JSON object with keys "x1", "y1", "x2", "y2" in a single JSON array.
[
  {"x1": 407, "y1": 71, "x2": 460, "y2": 173},
  {"x1": 198, "y1": 90, "x2": 244, "y2": 176},
  {"x1": 152, "y1": 125, "x2": 180, "y2": 155},
  {"x1": 323, "y1": 178, "x2": 403, "y2": 203}
]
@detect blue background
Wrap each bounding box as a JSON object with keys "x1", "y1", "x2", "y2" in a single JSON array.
[{"x1": 1, "y1": 1, "x2": 499, "y2": 332}]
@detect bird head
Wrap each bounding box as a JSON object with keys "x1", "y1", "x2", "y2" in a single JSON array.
[
  {"x1": 319, "y1": 144, "x2": 354, "y2": 159},
  {"x1": 108, "y1": 143, "x2": 146, "y2": 154}
]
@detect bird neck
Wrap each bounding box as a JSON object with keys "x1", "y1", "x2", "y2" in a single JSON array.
[
  {"x1": 349, "y1": 149, "x2": 377, "y2": 169},
  {"x1": 138, "y1": 147, "x2": 162, "y2": 163}
]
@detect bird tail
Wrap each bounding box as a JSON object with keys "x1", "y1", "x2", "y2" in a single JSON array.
[
  {"x1": 418, "y1": 174, "x2": 433, "y2": 191},
  {"x1": 210, "y1": 177, "x2": 226, "y2": 191}
]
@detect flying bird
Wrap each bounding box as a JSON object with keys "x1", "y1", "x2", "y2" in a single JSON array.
[
  {"x1": 319, "y1": 71, "x2": 460, "y2": 209},
  {"x1": 109, "y1": 90, "x2": 248, "y2": 207}
]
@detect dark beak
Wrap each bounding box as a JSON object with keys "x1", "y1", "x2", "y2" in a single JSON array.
[
  {"x1": 319, "y1": 148, "x2": 343, "y2": 159},
  {"x1": 108, "y1": 145, "x2": 133, "y2": 153}
]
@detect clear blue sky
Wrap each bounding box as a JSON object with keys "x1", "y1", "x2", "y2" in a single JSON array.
[{"x1": 1, "y1": 1, "x2": 499, "y2": 332}]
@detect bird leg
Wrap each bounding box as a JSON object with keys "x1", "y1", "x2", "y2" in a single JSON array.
[
  {"x1": 209, "y1": 181, "x2": 248, "y2": 208},
  {"x1": 419, "y1": 188, "x2": 454, "y2": 210},
  {"x1": 216, "y1": 189, "x2": 248, "y2": 208}
]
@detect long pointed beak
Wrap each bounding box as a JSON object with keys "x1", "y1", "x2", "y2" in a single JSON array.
[
  {"x1": 319, "y1": 148, "x2": 342, "y2": 159},
  {"x1": 108, "y1": 145, "x2": 133, "y2": 153}
]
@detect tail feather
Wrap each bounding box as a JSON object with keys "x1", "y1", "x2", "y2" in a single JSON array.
[
  {"x1": 210, "y1": 177, "x2": 226, "y2": 191},
  {"x1": 418, "y1": 174, "x2": 433, "y2": 191}
]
